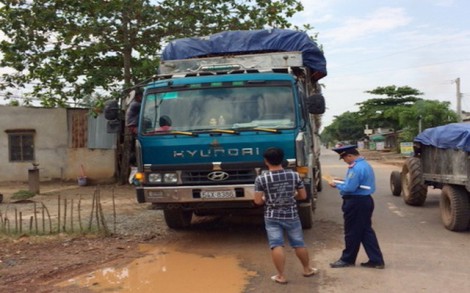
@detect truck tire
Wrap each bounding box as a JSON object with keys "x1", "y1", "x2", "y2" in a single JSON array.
[
  {"x1": 390, "y1": 171, "x2": 402, "y2": 196},
  {"x1": 401, "y1": 157, "x2": 427, "y2": 206},
  {"x1": 163, "y1": 209, "x2": 193, "y2": 229},
  {"x1": 298, "y1": 202, "x2": 313, "y2": 229},
  {"x1": 314, "y1": 161, "x2": 323, "y2": 192},
  {"x1": 440, "y1": 185, "x2": 470, "y2": 231},
  {"x1": 305, "y1": 181, "x2": 317, "y2": 212}
]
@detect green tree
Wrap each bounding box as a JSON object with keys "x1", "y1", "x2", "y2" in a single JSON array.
[
  {"x1": 357, "y1": 85, "x2": 423, "y2": 130},
  {"x1": 0, "y1": 0, "x2": 309, "y2": 183},
  {"x1": 0, "y1": 0, "x2": 306, "y2": 106},
  {"x1": 396, "y1": 99, "x2": 458, "y2": 141},
  {"x1": 321, "y1": 111, "x2": 364, "y2": 146},
  {"x1": 322, "y1": 86, "x2": 458, "y2": 146},
  {"x1": 8, "y1": 99, "x2": 19, "y2": 106},
  {"x1": 365, "y1": 85, "x2": 423, "y2": 98}
]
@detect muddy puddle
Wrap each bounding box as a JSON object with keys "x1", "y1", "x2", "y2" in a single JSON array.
[{"x1": 58, "y1": 244, "x2": 256, "y2": 292}]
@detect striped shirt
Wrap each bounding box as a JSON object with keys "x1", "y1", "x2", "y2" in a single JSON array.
[{"x1": 254, "y1": 169, "x2": 304, "y2": 220}]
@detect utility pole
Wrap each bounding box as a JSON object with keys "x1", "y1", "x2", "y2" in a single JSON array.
[{"x1": 455, "y1": 77, "x2": 462, "y2": 122}]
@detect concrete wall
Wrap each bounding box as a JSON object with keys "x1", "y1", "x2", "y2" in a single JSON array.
[
  {"x1": 65, "y1": 148, "x2": 116, "y2": 183},
  {"x1": 0, "y1": 106, "x2": 115, "y2": 183}
]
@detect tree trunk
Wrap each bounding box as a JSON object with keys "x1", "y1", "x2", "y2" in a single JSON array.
[{"x1": 118, "y1": 7, "x2": 134, "y2": 185}]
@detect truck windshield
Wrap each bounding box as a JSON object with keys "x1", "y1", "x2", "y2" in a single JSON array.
[{"x1": 141, "y1": 85, "x2": 296, "y2": 134}]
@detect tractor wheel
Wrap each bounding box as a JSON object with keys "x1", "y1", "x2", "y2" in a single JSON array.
[
  {"x1": 401, "y1": 157, "x2": 427, "y2": 206},
  {"x1": 390, "y1": 170, "x2": 402, "y2": 196},
  {"x1": 440, "y1": 185, "x2": 470, "y2": 231}
]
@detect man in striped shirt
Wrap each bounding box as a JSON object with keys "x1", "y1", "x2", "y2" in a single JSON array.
[{"x1": 254, "y1": 147, "x2": 318, "y2": 284}]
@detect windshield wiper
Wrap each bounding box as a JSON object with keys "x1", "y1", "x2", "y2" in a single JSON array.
[
  {"x1": 207, "y1": 129, "x2": 240, "y2": 135},
  {"x1": 252, "y1": 127, "x2": 281, "y2": 133},
  {"x1": 144, "y1": 130, "x2": 198, "y2": 137},
  {"x1": 235, "y1": 127, "x2": 282, "y2": 133},
  {"x1": 190, "y1": 128, "x2": 240, "y2": 135},
  {"x1": 168, "y1": 130, "x2": 198, "y2": 136}
]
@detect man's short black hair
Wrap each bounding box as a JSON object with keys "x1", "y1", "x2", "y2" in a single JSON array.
[
  {"x1": 263, "y1": 147, "x2": 284, "y2": 165},
  {"x1": 134, "y1": 87, "x2": 143, "y2": 98},
  {"x1": 159, "y1": 115, "x2": 172, "y2": 127}
]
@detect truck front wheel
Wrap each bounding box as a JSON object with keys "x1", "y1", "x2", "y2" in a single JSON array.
[
  {"x1": 440, "y1": 185, "x2": 470, "y2": 231},
  {"x1": 163, "y1": 209, "x2": 193, "y2": 229},
  {"x1": 314, "y1": 161, "x2": 323, "y2": 192},
  {"x1": 401, "y1": 157, "x2": 427, "y2": 206},
  {"x1": 298, "y1": 202, "x2": 313, "y2": 229}
]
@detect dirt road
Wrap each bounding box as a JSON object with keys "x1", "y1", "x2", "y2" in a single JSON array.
[{"x1": 0, "y1": 151, "x2": 406, "y2": 292}]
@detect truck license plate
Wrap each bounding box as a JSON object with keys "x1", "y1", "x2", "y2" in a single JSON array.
[{"x1": 200, "y1": 190, "x2": 236, "y2": 199}]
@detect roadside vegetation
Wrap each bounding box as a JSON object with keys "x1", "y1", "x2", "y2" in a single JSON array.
[
  {"x1": 321, "y1": 85, "x2": 458, "y2": 146},
  {"x1": 0, "y1": 0, "x2": 313, "y2": 183}
]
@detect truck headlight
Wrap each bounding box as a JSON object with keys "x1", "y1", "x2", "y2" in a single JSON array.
[
  {"x1": 163, "y1": 173, "x2": 178, "y2": 183},
  {"x1": 148, "y1": 173, "x2": 162, "y2": 183}
]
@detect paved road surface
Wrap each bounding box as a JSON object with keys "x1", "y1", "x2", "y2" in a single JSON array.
[
  {"x1": 134, "y1": 147, "x2": 470, "y2": 293},
  {"x1": 308, "y1": 147, "x2": 470, "y2": 293}
]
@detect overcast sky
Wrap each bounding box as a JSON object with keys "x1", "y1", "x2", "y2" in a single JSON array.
[
  {"x1": 291, "y1": 0, "x2": 470, "y2": 128},
  {"x1": 2, "y1": 0, "x2": 469, "y2": 126}
]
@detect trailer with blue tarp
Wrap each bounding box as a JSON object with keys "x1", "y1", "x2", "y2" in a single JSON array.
[{"x1": 390, "y1": 123, "x2": 470, "y2": 231}]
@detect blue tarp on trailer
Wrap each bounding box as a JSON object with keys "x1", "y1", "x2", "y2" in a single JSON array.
[
  {"x1": 414, "y1": 123, "x2": 470, "y2": 152},
  {"x1": 161, "y1": 29, "x2": 327, "y2": 80}
]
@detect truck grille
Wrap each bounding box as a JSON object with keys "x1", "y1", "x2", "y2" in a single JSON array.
[{"x1": 181, "y1": 169, "x2": 257, "y2": 185}]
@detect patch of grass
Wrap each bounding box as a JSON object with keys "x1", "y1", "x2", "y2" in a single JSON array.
[{"x1": 11, "y1": 190, "x2": 36, "y2": 200}]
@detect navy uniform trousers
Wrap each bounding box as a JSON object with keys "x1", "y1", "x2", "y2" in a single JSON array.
[{"x1": 340, "y1": 196, "x2": 384, "y2": 264}]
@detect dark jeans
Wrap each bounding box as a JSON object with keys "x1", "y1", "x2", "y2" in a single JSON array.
[{"x1": 340, "y1": 196, "x2": 384, "y2": 264}]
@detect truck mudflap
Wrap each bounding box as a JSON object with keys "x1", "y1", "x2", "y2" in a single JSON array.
[{"x1": 136, "y1": 188, "x2": 145, "y2": 203}]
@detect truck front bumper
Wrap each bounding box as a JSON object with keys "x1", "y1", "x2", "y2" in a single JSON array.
[{"x1": 136, "y1": 184, "x2": 255, "y2": 205}]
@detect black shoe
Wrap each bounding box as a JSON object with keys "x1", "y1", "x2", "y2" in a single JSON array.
[
  {"x1": 330, "y1": 259, "x2": 354, "y2": 268},
  {"x1": 360, "y1": 261, "x2": 385, "y2": 269}
]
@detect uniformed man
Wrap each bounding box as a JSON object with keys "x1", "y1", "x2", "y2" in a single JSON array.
[{"x1": 328, "y1": 145, "x2": 385, "y2": 269}]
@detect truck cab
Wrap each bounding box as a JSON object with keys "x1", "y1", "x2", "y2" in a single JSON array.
[{"x1": 132, "y1": 30, "x2": 327, "y2": 229}]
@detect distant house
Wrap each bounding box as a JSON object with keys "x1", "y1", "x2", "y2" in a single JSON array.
[
  {"x1": 0, "y1": 106, "x2": 116, "y2": 183},
  {"x1": 369, "y1": 128, "x2": 398, "y2": 151}
]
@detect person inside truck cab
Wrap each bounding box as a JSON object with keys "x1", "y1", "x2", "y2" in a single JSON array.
[{"x1": 156, "y1": 115, "x2": 172, "y2": 131}]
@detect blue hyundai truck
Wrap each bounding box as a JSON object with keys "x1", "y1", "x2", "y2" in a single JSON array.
[{"x1": 132, "y1": 29, "x2": 327, "y2": 229}]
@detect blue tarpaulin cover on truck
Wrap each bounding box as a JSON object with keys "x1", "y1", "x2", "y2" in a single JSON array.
[
  {"x1": 414, "y1": 123, "x2": 470, "y2": 152},
  {"x1": 161, "y1": 29, "x2": 327, "y2": 79}
]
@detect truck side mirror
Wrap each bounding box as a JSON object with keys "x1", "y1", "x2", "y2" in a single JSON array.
[
  {"x1": 104, "y1": 100, "x2": 120, "y2": 121},
  {"x1": 307, "y1": 94, "x2": 325, "y2": 114}
]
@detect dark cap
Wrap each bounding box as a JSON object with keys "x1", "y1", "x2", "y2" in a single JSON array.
[{"x1": 332, "y1": 145, "x2": 358, "y2": 159}]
